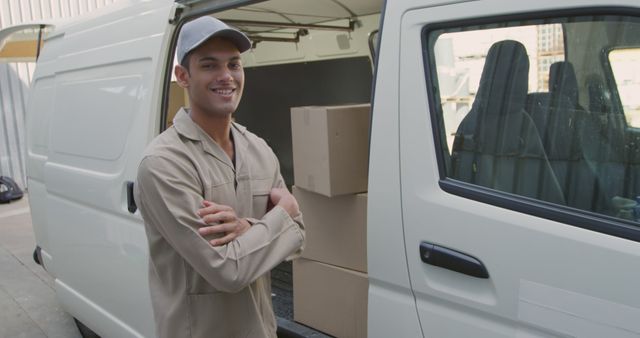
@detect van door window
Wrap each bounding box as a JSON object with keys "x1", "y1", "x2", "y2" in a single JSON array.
[{"x1": 426, "y1": 15, "x2": 640, "y2": 231}]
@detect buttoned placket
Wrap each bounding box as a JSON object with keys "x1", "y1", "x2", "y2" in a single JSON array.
[
  {"x1": 199, "y1": 135, "x2": 241, "y2": 212},
  {"x1": 231, "y1": 124, "x2": 253, "y2": 218},
  {"x1": 174, "y1": 110, "x2": 255, "y2": 218}
]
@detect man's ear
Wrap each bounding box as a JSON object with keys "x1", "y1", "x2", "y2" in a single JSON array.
[{"x1": 175, "y1": 64, "x2": 190, "y2": 88}]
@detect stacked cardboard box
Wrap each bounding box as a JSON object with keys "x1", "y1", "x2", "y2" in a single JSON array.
[
  {"x1": 291, "y1": 104, "x2": 370, "y2": 197},
  {"x1": 293, "y1": 259, "x2": 368, "y2": 338},
  {"x1": 290, "y1": 104, "x2": 370, "y2": 338},
  {"x1": 292, "y1": 187, "x2": 367, "y2": 273}
]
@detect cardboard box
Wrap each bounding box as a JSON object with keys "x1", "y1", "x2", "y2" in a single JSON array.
[
  {"x1": 293, "y1": 259, "x2": 368, "y2": 338},
  {"x1": 294, "y1": 186, "x2": 367, "y2": 272},
  {"x1": 291, "y1": 104, "x2": 370, "y2": 197}
]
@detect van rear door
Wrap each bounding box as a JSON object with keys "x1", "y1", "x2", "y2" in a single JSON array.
[
  {"x1": 31, "y1": 2, "x2": 178, "y2": 336},
  {"x1": 397, "y1": 0, "x2": 640, "y2": 337},
  {"x1": 0, "y1": 22, "x2": 55, "y2": 271}
]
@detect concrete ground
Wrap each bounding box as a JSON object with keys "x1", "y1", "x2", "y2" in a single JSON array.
[
  {"x1": 0, "y1": 196, "x2": 327, "y2": 338},
  {"x1": 0, "y1": 196, "x2": 81, "y2": 338}
]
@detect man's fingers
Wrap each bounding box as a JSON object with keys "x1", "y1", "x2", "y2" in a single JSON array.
[
  {"x1": 198, "y1": 221, "x2": 238, "y2": 236},
  {"x1": 198, "y1": 224, "x2": 226, "y2": 236},
  {"x1": 202, "y1": 210, "x2": 237, "y2": 225},
  {"x1": 201, "y1": 211, "x2": 225, "y2": 224},
  {"x1": 209, "y1": 232, "x2": 237, "y2": 246},
  {"x1": 269, "y1": 188, "x2": 288, "y2": 205},
  {"x1": 197, "y1": 202, "x2": 232, "y2": 217},
  {"x1": 273, "y1": 191, "x2": 300, "y2": 218}
]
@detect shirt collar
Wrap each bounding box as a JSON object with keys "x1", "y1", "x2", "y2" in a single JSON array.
[
  {"x1": 172, "y1": 108, "x2": 201, "y2": 141},
  {"x1": 173, "y1": 108, "x2": 249, "y2": 171}
]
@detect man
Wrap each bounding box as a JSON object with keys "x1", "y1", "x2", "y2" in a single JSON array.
[{"x1": 134, "y1": 16, "x2": 305, "y2": 338}]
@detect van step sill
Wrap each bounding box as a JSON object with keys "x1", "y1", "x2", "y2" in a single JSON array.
[{"x1": 277, "y1": 317, "x2": 332, "y2": 338}]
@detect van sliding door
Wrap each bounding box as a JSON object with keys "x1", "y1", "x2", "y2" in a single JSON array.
[{"x1": 399, "y1": 1, "x2": 640, "y2": 337}]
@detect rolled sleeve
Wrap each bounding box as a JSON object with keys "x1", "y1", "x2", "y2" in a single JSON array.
[{"x1": 271, "y1": 152, "x2": 306, "y2": 259}]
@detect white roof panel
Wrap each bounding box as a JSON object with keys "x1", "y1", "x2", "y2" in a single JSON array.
[{"x1": 216, "y1": 0, "x2": 382, "y2": 23}]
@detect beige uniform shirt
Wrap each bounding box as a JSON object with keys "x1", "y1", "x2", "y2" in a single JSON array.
[{"x1": 134, "y1": 109, "x2": 305, "y2": 338}]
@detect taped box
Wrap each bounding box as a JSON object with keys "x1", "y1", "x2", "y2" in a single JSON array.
[
  {"x1": 293, "y1": 258, "x2": 368, "y2": 338},
  {"x1": 291, "y1": 104, "x2": 370, "y2": 197},
  {"x1": 293, "y1": 186, "x2": 367, "y2": 272}
]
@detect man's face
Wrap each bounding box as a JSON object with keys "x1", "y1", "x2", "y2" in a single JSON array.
[{"x1": 177, "y1": 37, "x2": 245, "y2": 118}]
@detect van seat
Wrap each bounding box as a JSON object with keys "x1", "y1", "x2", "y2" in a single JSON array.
[
  {"x1": 451, "y1": 40, "x2": 565, "y2": 205},
  {"x1": 580, "y1": 74, "x2": 631, "y2": 214}
]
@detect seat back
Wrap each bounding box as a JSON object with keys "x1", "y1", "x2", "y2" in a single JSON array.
[
  {"x1": 580, "y1": 73, "x2": 630, "y2": 214},
  {"x1": 451, "y1": 40, "x2": 565, "y2": 204},
  {"x1": 545, "y1": 62, "x2": 595, "y2": 209}
]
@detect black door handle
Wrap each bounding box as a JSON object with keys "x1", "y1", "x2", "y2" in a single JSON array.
[
  {"x1": 126, "y1": 181, "x2": 137, "y2": 214},
  {"x1": 419, "y1": 242, "x2": 489, "y2": 279}
]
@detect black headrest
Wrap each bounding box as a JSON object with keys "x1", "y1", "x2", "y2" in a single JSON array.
[
  {"x1": 549, "y1": 61, "x2": 578, "y2": 103},
  {"x1": 471, "y1": 40, "x2": 529, "y2": 116}
]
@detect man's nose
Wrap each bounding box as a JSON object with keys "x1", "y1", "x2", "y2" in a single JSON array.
[{"x1": 217, "y1": 68, "x2": 233, "y2": 82}]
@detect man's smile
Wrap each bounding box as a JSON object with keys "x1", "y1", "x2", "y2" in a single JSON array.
[{"x1": 210, "y1": 87, "x2": 236, "y2": 97}]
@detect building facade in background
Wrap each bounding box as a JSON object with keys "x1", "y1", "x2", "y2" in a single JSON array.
[{"x1": 0, "y1": 0, "x2": 119, "y2": 189}]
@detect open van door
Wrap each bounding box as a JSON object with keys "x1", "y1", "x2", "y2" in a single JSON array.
[
  {"x1": 0, "y1": 23, "x2": 54, "y2": 62},
  {"x1": 0, "y1": 21, "x2": 55, "y2": 285},
  {"x1": 396, "y1": 0, "x2": 640, "y2": 337}
]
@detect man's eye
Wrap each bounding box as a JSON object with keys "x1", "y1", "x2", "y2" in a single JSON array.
[
  {"x1": 230, "y1": 63, "x2": 242, "y2": 70},
  {"x1": 201, "y1": 64, "x2": 214, "y2": 69}
]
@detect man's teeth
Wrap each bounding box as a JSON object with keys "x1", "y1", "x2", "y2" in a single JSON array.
[{"x1": 213, "y1": 89, "x2": 234, "y2": 95}]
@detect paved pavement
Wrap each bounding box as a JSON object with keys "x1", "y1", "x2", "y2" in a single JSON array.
[
  {"x1": 0, "y1": 196, "x2": 81, "y2": 338},
  {"x1": 0, "y1": 196, "x2": 327, "y2": 338}
]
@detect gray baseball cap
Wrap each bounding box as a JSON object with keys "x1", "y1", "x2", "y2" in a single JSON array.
[{"x1": 176, "y1": 16, "x2": 251, "y2": 64}]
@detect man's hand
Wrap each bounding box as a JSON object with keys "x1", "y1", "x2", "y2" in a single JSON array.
[
  {"x1": 197, "y1": 200, "x2": 251, "y2": 246},
  {"x1": 269, "y1": 188, "x2": 300, "y2": 218}
]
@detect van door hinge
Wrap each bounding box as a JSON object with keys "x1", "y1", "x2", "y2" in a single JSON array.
[{"x1": 169, "y1": 4, "x2": 186, "y2": 25}]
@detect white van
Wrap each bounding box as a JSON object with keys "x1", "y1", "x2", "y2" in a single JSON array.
[{"x1": 3, "y1": 0, "x2": 640, "y2": 337}]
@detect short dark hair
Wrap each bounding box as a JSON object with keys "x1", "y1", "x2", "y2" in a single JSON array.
[{"x1": 180, "y1": 52, "x2": 192, "y2": 72}]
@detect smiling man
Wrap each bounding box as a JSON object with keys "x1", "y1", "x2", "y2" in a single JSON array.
[{"x1": 134, "y1": 16, "x2": 305, "y2": 338}]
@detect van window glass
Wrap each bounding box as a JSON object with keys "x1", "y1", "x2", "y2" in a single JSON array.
[
  {"x1": 609, "y1": 48, "x2": 640, "y2": 128},
  {"x1": 427, "y1": 15, "x2": 640, "y2": 225}
]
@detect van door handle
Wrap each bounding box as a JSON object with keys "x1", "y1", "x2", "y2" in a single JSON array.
[
  {"x1": 419, "y1": 242, "x2": 489, "y2": 279},
  {"x1": 126, "y1": 181, "x2": 137, "y2": 214}
]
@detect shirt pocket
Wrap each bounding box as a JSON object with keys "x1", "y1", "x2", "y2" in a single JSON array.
[
  {"x1": 205, "y1": 180, "x2": 234, "y2": 207},
  {"x1": 251, "y1": 178, "x2": 273, "y2": 219}
]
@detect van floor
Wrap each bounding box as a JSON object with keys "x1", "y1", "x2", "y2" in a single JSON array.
[{"x1": 271, "y1": 261, "x2": 293, "y2": 319}]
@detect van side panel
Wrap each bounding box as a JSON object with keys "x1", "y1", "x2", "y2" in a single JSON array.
[{"x1": 28, "y1": 1, "x2": 175, "y2": 336}]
